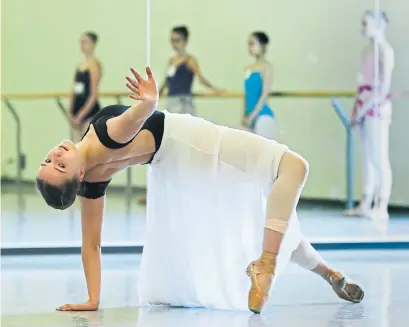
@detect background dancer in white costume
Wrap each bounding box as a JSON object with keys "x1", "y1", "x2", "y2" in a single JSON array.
[
  {"x1": 36, "y1": 67, "x2": 363, "y2": 313},
  {"x1": 345, "y1": 11, "x2": 394, "y2": 220}
]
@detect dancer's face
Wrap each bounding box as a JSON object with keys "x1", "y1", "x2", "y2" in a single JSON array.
[
  {"x1": 170, "y1": 32, "x2": 187, "y2": 53},
  {"x1": 37, "y1": 140, "x2": 83, "y2": 186},
  {"x1": 80, "y1": 34, "x2": 96, "y2": 55},
  {"x1": 362, "y1": 15, "x2": 379, "y2": 38},
  {"x1": 248, "y1": 35, "x2": 263, "y2": 57}
]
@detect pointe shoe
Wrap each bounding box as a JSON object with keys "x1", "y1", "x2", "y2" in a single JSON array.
[
  {"x1": 246, "y1": 252, "x2": 276, "y2": 314},
  {"x1": 324, "y1": 271, "x2": 364, "y2": 303}
]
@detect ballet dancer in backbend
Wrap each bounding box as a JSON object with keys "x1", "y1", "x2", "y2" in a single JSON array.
[
  {"x1": 243, "y1": 31, "x2": 275, "y2": 140},
  {"x1": 36, "y1": 67, "x2": 363, "y2": 313},
  {"x1": 345, "y1": 11, "x2": 394, "y2": 220}
]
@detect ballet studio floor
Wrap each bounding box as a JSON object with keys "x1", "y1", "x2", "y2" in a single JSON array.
[{"x1": 2, "y1": 186, "x2": 409, "y2": 327}]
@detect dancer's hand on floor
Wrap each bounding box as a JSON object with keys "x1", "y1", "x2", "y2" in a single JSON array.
[
  {"x1": 56, "y1": 300, "x2": 99, "y2": 311},
  {"x1": 126, "y1": 67, "x2": 158, "y2": 103}
]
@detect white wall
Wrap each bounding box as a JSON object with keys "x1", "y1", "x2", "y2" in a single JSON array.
[{"x1": 1, "y1": 0, "x2": 408, "y2": 205}]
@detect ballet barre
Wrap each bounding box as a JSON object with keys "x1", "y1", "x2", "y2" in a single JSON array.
[
  {"x1": 331, "y1": 98, "x2": 354, "y2": 210},
  {"x1": 1, "y1": 90, "x2": 357, "y2": 100},
  {"x1": 1, "y1": 90, "x2": 357, "y2": 211}
]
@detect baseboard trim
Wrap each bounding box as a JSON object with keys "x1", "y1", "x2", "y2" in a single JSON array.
[{"x1": 2, "y1": 241, "x2": 409, "y2": 256}]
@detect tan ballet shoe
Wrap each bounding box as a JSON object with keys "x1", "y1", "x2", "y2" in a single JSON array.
[
  {"x1": 343, "y1": 208, "x2": 360, "y2": 216},
  {"x1": 324, "y1": 271, "x2": 364, "y2": 303},
  {"x1": 343, "y1": 207, "x2": 370, "y2": 218},
  {"x1": 343, "y1": 207, "x2": 362, "y2": 217},
  {"x1": 246, "y1": 252, "x2": 276, "y2": 314}
]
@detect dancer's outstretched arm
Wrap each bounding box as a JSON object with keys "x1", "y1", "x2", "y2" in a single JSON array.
[{"x1": 106, "y1": 67, "x2": 159, "y2": 144}]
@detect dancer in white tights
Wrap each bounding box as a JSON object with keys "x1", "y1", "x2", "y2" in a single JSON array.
[{"x1": 345, "y1": 10, "x2": 394, "y2": 220}]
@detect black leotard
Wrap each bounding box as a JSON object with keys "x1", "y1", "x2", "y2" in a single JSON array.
[
  {"x1": 71, "y1": 70, "x2": 101, "y2": 122},
  {"x1": 78, "y1": 105, "x2": 164, "y2": 199},
  {"x1": 167, "y1": 62, "x2": 194, "y2": 96}
]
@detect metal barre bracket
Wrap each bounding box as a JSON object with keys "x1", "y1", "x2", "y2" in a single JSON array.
[
  {"x1": 4, "y1": 99, "x2": 25, "y2": 188},
  {"x1": 331, "y1": 98, "x2": 354, "y2": 210}
]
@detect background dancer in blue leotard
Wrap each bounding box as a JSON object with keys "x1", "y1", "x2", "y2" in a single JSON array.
[{"x1": 243, "y1": 31, "x2": 275, "y2": 140}]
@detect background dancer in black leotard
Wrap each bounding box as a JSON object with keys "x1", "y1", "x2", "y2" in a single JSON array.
[
  {"x1": 69, "y1": 32, "x2": 102, "y2": 142},
  {"x1": 158, "y1": 25, "x2": 222, "y2": 115}
]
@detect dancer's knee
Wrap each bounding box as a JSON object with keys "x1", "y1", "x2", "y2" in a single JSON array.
[
  {"x1": 278, "y1": 151, "x2": 309, "y2": 186},
  {"x1": 264, "y1": 152, "x2": 309, "y2": 233}
]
